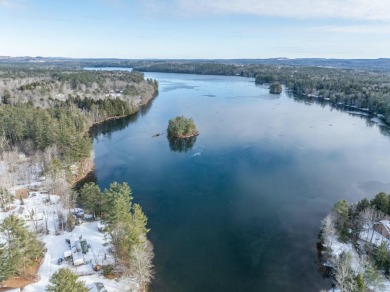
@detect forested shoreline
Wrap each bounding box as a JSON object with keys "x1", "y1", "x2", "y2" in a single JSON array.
[
  {"x1": 122, "y1": 61, "x2": 390, "y2": 125},
  {"x1": 0, "y1": 67, "x2": 158, "y2": 290},
  {"x1": 0, "y1": 68, "x2": 158, "y2": 176}
]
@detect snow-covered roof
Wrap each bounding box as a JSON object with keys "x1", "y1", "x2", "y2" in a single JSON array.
[
  {"x1": 88, "y1": 282, "x2": 108, "y2": 292},
  {"x1": 68, "y1": 235, "x2": 85, "y2": 265},
  {"x1": 376, "y1": 220, "x2": 390, "y2": 232}
]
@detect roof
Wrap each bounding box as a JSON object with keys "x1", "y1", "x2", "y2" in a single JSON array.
[
  {"x1": 88, "y1": 282, "x2": 107, "y2": 292},
  {"x1": 69, "y1": 235, "x2": 84, "y2": 265},
  {"x1": 376, "y1": 220, "x2": 390, "y2": 233}
]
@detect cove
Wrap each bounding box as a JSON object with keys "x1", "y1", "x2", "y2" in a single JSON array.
[{"x1": 92, "y1": 72, "x2": 390, "y2": 291}]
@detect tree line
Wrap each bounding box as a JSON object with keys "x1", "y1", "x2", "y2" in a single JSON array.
[
  {"x1": 126, "y1": 61, "x2": 390, "y2": 125},
  {"x1": 0, "y1": 103, "x2": 92, "y2": 163}
]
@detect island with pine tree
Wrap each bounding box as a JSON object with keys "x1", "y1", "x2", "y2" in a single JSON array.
[{"x1": 167, "y1": 116, "x2": 199, "y2": 139}]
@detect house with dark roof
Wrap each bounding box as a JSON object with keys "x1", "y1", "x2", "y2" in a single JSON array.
[{"x1": 373, "y1": 220, "x2": 390, "y2": 240}]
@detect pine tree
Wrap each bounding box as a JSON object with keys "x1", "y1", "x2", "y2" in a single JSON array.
[
  {"x1": 0, "y1": 243, "x2": 14, "y2": 282},
  {"x1": 332, "y1": 200, "x2": 350, "y2": 242},
  {"x1": 104, "y1": 182, "x2": 133, "y2": 226},
  {"x1": 46, "y1": 268, "x2": 88, "y2": 292},
  {"x1": 79, "y1": 182, "x2": 103, "y2": 218},
  {"x1": 355, "y1": 273, "x2": 365, "y2": 292},
  {"x1": 0, "y1": 215, "x2": 44, "y2": 277},
  {"x1": 104, "y1": 182, "x2": 137, "y2": 261},
  {"x1": 132, "y1": 204, "x2": 150, "y2": 238}
]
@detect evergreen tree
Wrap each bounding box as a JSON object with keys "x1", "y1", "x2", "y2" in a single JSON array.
[
  {"x1": 0, "y1": 215, "x2": 43, "y2": 277},
  {"x1": 371, "y1": 192, "x2": 390, "y2": 215},
  {"x1": 104, "y1": 182, "x2": 133, "y2": 226},
  {"x1": 46, "y1": 268, "x2": 88, "y2": 292},
  {"x1": 132, "y1": 204, "x2": 150, "y2": 237},
  {"x1": 79, "y1": 182, "x2": 104, "y2": 218},
  {"x1": 0, "y1": 242, "x2": 14, "y2": 282},
  {"x1": 167, "y1": 116, "x2": 198, "y2": 138},
  {"x1": 372, "y1": 242, "x2": 390, "y2": 274},
  {"x1": 101, "y1": 181, "x2": 153, "y2": 279},
  {"x1": 355, "y1": 273, "x2": 365, "y2": 292},
  {"x1": 104, "y1": 182, "x2": 134, "y2": 261},
  {"x1": 332, "y1": 200, "x2": 350, "y2": 241},
  {"x1": 356, "y1": 198, "x2": 370, "y2": 213}
]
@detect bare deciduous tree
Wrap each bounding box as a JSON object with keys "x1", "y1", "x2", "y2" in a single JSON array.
[
  {"x1": 321, "y1": 214, "x2": 337, "y2": 248},
  {"x1": 334, "y1": 252, "x2": 357, "y2": 292},
  {"x1": 126, "y1": 238, "x2": 154, "y2": 292}
]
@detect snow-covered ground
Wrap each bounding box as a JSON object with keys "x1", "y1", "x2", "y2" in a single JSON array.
[
  {"x1": 323, "y1": 228, "x2": 390, "y2": 291},
  {"x1": 0, "y1": 189, "x2": 139, "y2": 291}
]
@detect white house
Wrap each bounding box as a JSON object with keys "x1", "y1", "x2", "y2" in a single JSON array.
[{"x1": 68, "y1": 235, "x2": 85, "y2": 266}]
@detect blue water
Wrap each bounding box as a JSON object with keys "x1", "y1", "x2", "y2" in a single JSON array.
[{"x1": 93, "y1": 72, "x2": 390, "y2": 291}]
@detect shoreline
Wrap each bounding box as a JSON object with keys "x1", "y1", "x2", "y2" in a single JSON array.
[{"x1": 73, "y1": 92, "x2": 158, "y2": 186}]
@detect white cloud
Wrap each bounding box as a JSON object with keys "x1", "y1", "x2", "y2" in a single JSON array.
[
  {"x1": 308, "y1": 24, "x2": 390, "y2": 34},
  {"x1": 142, "y1": 0, "x2": 390, "y2": 21}
]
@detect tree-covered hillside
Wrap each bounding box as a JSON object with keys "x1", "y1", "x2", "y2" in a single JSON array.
[
  {"x1": 0, "y1": 68, "x2": 158, "y2": 186},
  {"x1": 0, "y1": 68, "x2": 158, "y2": 109}
]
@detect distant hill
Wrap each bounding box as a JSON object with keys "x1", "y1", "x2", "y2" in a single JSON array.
[{"x1": 1, "y1": 57, "x2": 390, "y2": 72}]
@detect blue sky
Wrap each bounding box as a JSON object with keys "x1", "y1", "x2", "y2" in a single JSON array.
[{"x1": 0, "y1": 0, "x2": 390, "y2": 59}]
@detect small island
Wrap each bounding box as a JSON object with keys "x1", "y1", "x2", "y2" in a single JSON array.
[
  {"x1": 167, "y1": 116, "x2": 199, "y2": 139},
  {"x1": 269, "y1": 82, "x2": 282, "y2": 94}
]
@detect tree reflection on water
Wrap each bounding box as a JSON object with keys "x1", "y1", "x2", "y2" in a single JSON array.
[{"x1": 167, "y1": 136, "x2": 197, "y2": 152}]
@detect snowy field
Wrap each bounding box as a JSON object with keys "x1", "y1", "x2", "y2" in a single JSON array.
[{"x1": 0, "y1": 190, "x2": 139, "y2": 291}]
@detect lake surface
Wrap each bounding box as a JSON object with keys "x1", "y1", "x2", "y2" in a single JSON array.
[{"x1": 92, "y1": 72, "x2": 390, "y2": 291}]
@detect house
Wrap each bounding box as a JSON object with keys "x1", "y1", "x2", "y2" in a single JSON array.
[
  {"x1": 67, "y1": 235, "x2": 85, "y2": 266},
  {"x1": 88, "y1": 282, "x2": 108, "y2": 292},
  {"x1": 373, "y1": 220, "x2": 390, "y2": 240}
]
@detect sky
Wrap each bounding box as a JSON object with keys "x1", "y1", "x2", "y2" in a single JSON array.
[{"x1": 0, "y1": 0, "x2": 390, "y2": 59}]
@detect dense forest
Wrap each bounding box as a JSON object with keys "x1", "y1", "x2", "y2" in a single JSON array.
[{"x1": 0, "y1": 68, "x2": 158, "y2": 166}]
